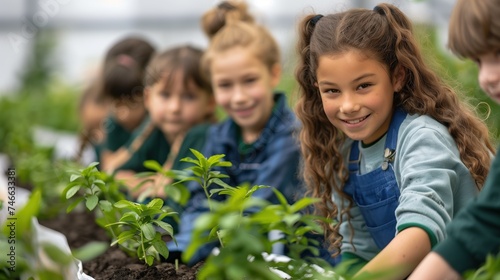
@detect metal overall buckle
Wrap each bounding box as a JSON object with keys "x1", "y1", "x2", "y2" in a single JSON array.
[{"x1": 382, "y1": 148, "x2": 396, "y2": 171}]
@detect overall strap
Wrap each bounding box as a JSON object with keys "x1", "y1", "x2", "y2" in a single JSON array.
[
  {"x1": 385, "y1": 107, "x2": 407, "y2": 151},
  {"x1": 348, "y1": 108, "x2": 407, "y2": 173}
]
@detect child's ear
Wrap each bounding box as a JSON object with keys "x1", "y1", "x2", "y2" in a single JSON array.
[
  {"x1": 270, "y1": 63, "x2": 282, "y2": 88},
  {"x1": 392, "y1": 65, "x2": 406, "y2": 92}
]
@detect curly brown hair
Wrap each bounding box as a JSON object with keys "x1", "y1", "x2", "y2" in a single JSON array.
[{"x1": 294, "y1": 3, "x2": 496, "y2": 256}]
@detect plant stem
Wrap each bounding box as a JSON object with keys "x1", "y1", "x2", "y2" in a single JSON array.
[
  {"x1": 140, "y1": 230, "x2": 147, "y2": 264},
  {"x1": 202, "y1": 172, "x2": 212, "y2": 211}
]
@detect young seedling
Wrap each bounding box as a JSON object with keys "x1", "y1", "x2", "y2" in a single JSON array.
[
  {"x1": 134, "y1": 160, "x2": 191, "y2": 206},
  {"x1": 63, "y1": 162, "x2": 123, "y2": 213},
  {"x1": 63, "y1": 162, "x2": 126, "y2": 240},
  {"x1": 106, "y1": 198, "x2": 176, "y2": 266},
  {"x1": 178, "y1": 149, "x2": 339, "y2": 279},
  {"x1": 177, "y1": 148, "x2": 232, "y2": 211}
]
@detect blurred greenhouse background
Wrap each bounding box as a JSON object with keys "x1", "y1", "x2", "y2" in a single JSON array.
[
  {"x1": 0, "y1": 0, "x2": 456, "y2": 93},
  {"x1": 0, "y1": 0, "x2": 498, "y2": 194}
]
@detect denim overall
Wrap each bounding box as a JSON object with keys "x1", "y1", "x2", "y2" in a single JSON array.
[{"x1": 343, "y1": 108, "x2": 407, "y2": 249}]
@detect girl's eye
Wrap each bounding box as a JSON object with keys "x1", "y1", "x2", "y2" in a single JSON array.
[
  {"x1": 357, "y1": 83, "x2": 372, "y2": 90},
  {"x1": 160, "y1": 91, "x2": 170, "y2": 98},
  {"x1": 321, "y1": 88, "x2": 340, "y2": 94}
]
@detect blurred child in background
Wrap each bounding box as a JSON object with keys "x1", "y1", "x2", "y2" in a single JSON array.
[
  {"x1": 166, "y1": 0, "x2": 303, "y2": 265},
  {"x1": 112, "y1": 45, "x2": 216, "y2": 202},
  {"x1": 99, "y1": 36, "x2": 156, "y2": 172},
  {"x1": 75, "y1": 80, "x2": 109, "y2": 166}
]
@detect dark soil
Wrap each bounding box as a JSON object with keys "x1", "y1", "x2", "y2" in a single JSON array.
[{"x1": 39, "y1": 210, "x2": 201, "y2": 279}]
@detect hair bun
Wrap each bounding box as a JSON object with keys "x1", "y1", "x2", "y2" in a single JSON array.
[{"x1": 201, "y1": 1, "x2": 255, "y2": 39}]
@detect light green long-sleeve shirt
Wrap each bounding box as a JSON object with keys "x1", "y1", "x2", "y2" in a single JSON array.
[{"x1": 335, "y1": 113, "x2": 479, "y2": 262}]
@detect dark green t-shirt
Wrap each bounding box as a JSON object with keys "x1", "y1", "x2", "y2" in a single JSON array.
[
  {"x1": 117, "y1": 123, "x2": 211, "y2": 173},
  {"x1": 103, "y1": 116, "x2": 134, "y2": 152}
]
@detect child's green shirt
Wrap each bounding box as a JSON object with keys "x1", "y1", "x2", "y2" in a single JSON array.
[{"x1": 117, "y1": 123, "x2": 211, "y2": 173}]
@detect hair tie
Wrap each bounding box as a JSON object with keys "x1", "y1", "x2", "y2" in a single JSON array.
[
  {"x1": 117, "y1": 54, "x2": 135, "y2": 68},
  {"x1": 310, "y1": 14, "x2": 323, "y2": 26},
  {"x1": 373, "y1": 6, "x2": 385, "y2": 15}
]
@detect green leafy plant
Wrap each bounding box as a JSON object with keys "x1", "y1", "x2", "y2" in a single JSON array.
[
  {"x1": 63, "y1": 161, "x2": 179, "y2": 266},
  {"x1": 63, "y1": 162, "x2": 126, "y2": 243},
  {"x1": 134, "y1": 160, "x2": 191, "y2": 206},
  {"x1": 178, "y1": 149, "x2": 340, "y2": 279},
  {"x1": 0, "y1": 190, "x2": 76, "y2": 280},
  {"x1": 177, "y1": 149, "x2": 233, "y2": 211},
  {"x1": 64, "y1": 162, "x2": 124, "y2": 213},
  {"x1": 106, "y1": 198, "x2": 176, "y2": 266}
]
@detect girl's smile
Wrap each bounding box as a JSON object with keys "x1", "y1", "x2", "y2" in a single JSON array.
[{"x1": 341, "y1": 114, "x2": 371, "y2": 126}]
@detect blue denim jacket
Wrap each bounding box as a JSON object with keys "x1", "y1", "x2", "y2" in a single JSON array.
[{"x1": 167, "y1": 93, "x2": 303, "y2": 264}]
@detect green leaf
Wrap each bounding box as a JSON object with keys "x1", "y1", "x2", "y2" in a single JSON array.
[
  {"x1": 141, "y1": 223, "x2": 156, "y2": 241},
  {"x1": 165, "y1": 185, "x2": 182, "y2": 203},
  {"x1": 152, "y1": 235, "x2": 170, "y2": 260},
  {"x1": 290, "y1": 197, "x2": 320, "y2": 213},
  {"x1": 191, "y1": 166, "x2": 204, "y2": 177},
  {"x1": 145, "y1": 254, "x2": 155, "y2": 266},
  {"x1": 85, "y1": 194, "x2": 99, "y2": 211},
  {"x1": 141, "y1": 208, "x2": 164, "y2": 217},
  {"x1": 272, "y1": 188, "x2": 289, "y2": 207},
  {"x1": 193, "y1": 213, "x2": 217, "y2": 230},
  {"x1": 99, "y1": 200, "x2": 113, "y2": 212},
  {"x1": 206, "y1": 154, "x2": 226, "y2": 166},
  {"x1": 134, "y1": 171, "x2": 157, "y2": 178},
  {"x1": 114, "y1": 200, "x2": 138, "y2": 209},
  {"x1": 93, "y1": 179, "x2": 105, "y2": 188},
  {"x1": 219, "y1": 213, "x2": 241, "y2": 229},
  {"x1": 112, "y1": 230, "x2": 136, "y2": 246},
  {"x1": 189, "y1": 148, "x2": 206, "y2": 163},
  {"x1": 210, "y1": 178, "x2": 234, "y2": 190},
  {"x1": 177, "y1": 184, "x2": 191, "y2": 206},
  {"x1": 87, "y1": 162, "x2": 100, "y2": 169},
  {"x1": 179, "y1": 157, "x2": 200, "y2": 165},
  {"x1": 153, "y1": 220, "x2": 174, "y2": 236},
  {"x1": 72, "y1": 241, "x2": 108, "y2": 262},
  {"x1": 66, "y1": 197, "x2": 84, "y2": 213},
  {"x1": 41, "y1": 243, "x2": 72, "y2": 265},
  {"x1": 120, "y1": 211, "x2": 140, "y2": 222},
  {"x1": 283, "y1": 213, "x2": 301, "y2": 226},
  {"x1": 215, "y1": 160, "x2": 232, "y2": 167},
  {"x1": 143, "y1": 160, "x2": 163, "y2": 172},
  {"x1": 146, "y1": 198, "x2": 164, "y2": 210},
  {"x1": 65, "y1": 185, "x2": 81, "y2": 199},
  {"x1": 69, "y1": 174, "x2": 81, "y2": 182}
]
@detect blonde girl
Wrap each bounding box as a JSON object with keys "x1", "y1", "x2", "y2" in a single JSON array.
[{"x1": 167, "y1": 1, "x2": 303, "y2": 265}]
